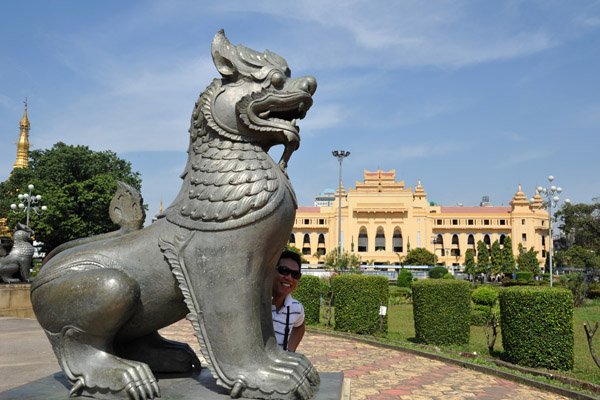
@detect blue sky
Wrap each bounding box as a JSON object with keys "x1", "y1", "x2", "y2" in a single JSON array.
[{"x1": 1, "y1": 1, "x2": 599, "y2": 225}]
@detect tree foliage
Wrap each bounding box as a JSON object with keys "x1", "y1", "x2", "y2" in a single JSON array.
[
  {"x1": 404, "y1": 247, "x2": 436, "y2": 266},
  {"x1": 555, "y1": 201, "x2": 600, "y2": 254},
  {"x1": 476, "y1": 240, "x2": 489, "y2": 274},
  {"x1": 555, "y1": 245, "x2": 600, "y2": 270},
  {"x1": 0, "y1": 142, "x2": 142, "y2": 253},
  {"x1": 323, "y1": 247, "x2": 362, "y2": 271},
  {"x1": 516, "y1": 243, "x2": 540, "y2": 275},
  {"x1": 501, "y1": 236, "x2": 516, "y2": 274},
  {"x1": 490, "y1": 240, "x2": 501, "y2": 274},
  {"x1": 284, "y1": 244, "x2": 309, "y2": 264},
  {"x1": 464, "y1": 248, "x2": 475, "y2": 277}
]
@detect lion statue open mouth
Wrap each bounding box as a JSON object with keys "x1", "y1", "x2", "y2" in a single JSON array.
[{"x1": 32, "y1": 30, "x2": 319, "y2": 400}]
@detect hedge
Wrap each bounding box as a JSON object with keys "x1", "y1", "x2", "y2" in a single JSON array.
[
  {"x1": 516, "y1": 271, "x2": 533, "y2": 284},
  {"x1": 412, "y1": 279, "x2": 471, "y2": 345},
  {"x1": 397, "y1": 268, "x2": 413, "y2": 288},
  {"x1": 429, "y1": 266, "x2": 448, "y2": 279},
  {"x1": 293, "y1": 275, "x2": 321, "y2": 325},
  {"x1": 500, "y1": 287, "x2": 574, "y2": 370},
  {"x1": 331, "y1": 275, "x2": 389, "y2": 335}
]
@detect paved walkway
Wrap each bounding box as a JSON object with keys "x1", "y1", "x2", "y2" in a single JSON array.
[
  {"x1": 0, "y1": 317, "x2": 574, "y2": 399},
  {"x1": 159, "y1": 320, "x2": 571, "y2": 400}
]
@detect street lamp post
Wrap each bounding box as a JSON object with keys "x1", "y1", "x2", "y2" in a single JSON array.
[
  {"x1": 332, "y1": 150, "x2": 350, "y2": 270},
  {"x1": 530, "y1": 175, "x2": 570, "y2": 287},
  {"x1": 10, "y1": 184, "x2": 47, "y2": 227}
]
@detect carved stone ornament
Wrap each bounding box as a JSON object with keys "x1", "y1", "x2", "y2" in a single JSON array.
[{"x1": 31, "y1": 30, "x2": 318, "y2": 400}]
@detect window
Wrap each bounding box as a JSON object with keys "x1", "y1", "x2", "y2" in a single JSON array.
[
  {"x1": 304, "y1": 219, "x2": 309, "y2": 225},
  {"x1": 437, "y1": 219, "x2": 443, "y2": 225},
  {"x1": 451, "y1": 249, "x2": 460, "y2": 256},
  {"x1": 375, "y1": 228, "x2": 385, "y2": 251},
  {"x1": 303, "y1": 234, "x2": 310, "y2": 245},
  {"x1": 484, "y1": 219, "x2": 490, "y2": 225},
  {"x1": 319, "y1": 219, "x2": 325, "y2": 225},
  {"x1": 542, "y1": 221, "x2": 545, "y2": 226},
  {"x1": 393, "y1": 229, "x2": 403, "y2": 252},
  {"x1": 541, "y1": 236, "x2": 546, "y2": 246},
  {"x1": 289, "y1": 234, "x2": 295, "y2": 244},
  {"x1": 500, "y1": 220, "x2": 506, "y2": 225},
  {"x1": 522, "y1": 219, "x2": 525, "y2": 225},
  {"x1": 522, "y1": 233, "x2": 527, "y2": 242},
  {"x1": 484, "y1": 234, "x2": 491, "y2": 245},
  {"x1": 318, "y1": 234, "x2": 325, "y2": 244},
  {"x1": 542, "y1": 250, "x2": 546, "y2": 258},
  {"x1": 436, "y1": 234, "x2": 444, "y2": 245},
  {"x1": 499, "y1": 234, "x2": 506, "y2": 245},
  {"x1": 467, "y1": 234, "x2": 475, "y2": 245},
  {"x1": 452, "y1": 234, "x2": 459, "y2": 245},
  {"x1": 358, "y1": 229, "x2": 368, "y2": 252},
  {"x1": 468, "y1": 219, "x2": 474, "y2": 225},
  {"x1": 452, "y1": 219, "x2": 458, "y2": 225},
  {"x1": 302, "y1": 248, "x2": 311, "y2": 255}
]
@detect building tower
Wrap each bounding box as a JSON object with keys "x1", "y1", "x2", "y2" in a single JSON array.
[{"x1": 13, "y1": 100, "x2": 31, "y2": 170}]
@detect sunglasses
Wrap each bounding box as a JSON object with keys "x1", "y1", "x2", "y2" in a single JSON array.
[{"x1": 276, "y1": 265, "x2": 302, "y2": 280}]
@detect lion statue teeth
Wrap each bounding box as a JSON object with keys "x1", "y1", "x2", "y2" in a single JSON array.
[{"x1": 32, "y1": 30, "x2": 319, "y2": 400}]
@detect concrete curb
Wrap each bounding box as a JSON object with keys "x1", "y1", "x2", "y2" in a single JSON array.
[{"x1": 307, "y1": 327, "x2": 600, "y2": 400}]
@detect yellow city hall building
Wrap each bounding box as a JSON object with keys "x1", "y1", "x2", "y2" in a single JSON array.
[{"x1": 290, "y1": 169, "x2": 550, "y2": 268}]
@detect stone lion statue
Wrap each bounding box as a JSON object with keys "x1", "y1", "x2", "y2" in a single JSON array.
[
  {"x1": 32, "y1": 30, "x2": 318, "y2": 399},
  {"x1": 0, "y1": 222, "x2": 35, "y2": 283}
]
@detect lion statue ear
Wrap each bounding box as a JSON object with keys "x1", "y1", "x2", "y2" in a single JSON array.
[{"x1": 212, "y1": 29, "x2": 238, "y2": 79}]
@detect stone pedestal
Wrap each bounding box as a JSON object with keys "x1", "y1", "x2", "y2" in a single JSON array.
[
  {"x1": 0, "y1": 370, "x2": 346, "y2": 400},
  {"x1": 0, "y1": 284, "x2": 34, "y2": 318}
]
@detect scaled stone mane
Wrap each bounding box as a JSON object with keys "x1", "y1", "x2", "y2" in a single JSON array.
[{"x1": 32, "y1": 30, "x2": 318, "y2": 400}]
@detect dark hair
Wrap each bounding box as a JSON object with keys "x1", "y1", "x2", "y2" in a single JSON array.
[{"x1": 279, "y1": 250, "x2": 302, "y2": 270}]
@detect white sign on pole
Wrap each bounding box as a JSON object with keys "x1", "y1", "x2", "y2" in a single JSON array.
[{"x1": 379, "y1": 306, "x2": 387, "y2": 316}]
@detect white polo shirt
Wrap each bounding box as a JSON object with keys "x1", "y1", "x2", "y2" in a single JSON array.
[{"x1": 272, "y1": 294, "x2": 305, "y2": 350}]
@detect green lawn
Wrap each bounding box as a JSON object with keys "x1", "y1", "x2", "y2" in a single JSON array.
[{"x1": 385, "y1": 302, "x2": 600, "y2": 385}]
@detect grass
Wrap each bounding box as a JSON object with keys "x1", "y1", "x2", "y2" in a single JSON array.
[
  {"x1": 387, "y1": 301, "x2": 600, "y2": 386},
  {"x1": 318, "y1": 298, "x2": 600, "y2": 387}
]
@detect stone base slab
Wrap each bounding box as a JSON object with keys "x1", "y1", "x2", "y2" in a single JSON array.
[
  {"x1": 0, "y1": 370, "x2": 345, "y2": 400},
  {"x1": 0, "y1": 284, "x2": 34, "y2": 318}
]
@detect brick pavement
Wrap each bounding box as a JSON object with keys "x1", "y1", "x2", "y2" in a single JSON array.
[{"x1": 159, "y1": 320, "x2": 571, "y2": 400}]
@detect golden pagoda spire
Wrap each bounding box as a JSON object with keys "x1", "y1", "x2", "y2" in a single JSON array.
[{"x1": 13, "y1": 99, "x2": 31, "y2": 170}]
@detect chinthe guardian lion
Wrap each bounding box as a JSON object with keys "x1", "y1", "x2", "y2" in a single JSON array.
[{"x1": 32, "y1": 30, "x2": 318, "y2": 400}]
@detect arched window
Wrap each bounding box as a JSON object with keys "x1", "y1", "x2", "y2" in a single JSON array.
[
  {"x1": 289, "y1": 233, "x2": 295, "y2": 245},
  {"x1": 302, "y1": 233, "x2": 311, "y2": 255},
  {"x1": 467, "y1": 234, "x2": 475, "y2": 245},
  {"x1": 436, "y1": 234, "x2": 444, "y2": 245},
  {"x1": 499, "y1": 234, "x2": 506, "y2": 245},
  {"x1": 318, "y1": 234, "x2": 325, "y2": 244},
  {"x1": 358, "y1": 228, "x2": 368, "y2": 252},
  {"x1": 452, "y1": 234, "x2": 459, "y2": 245},
  {"x1": 393, "y1": 229, "x2": 403, "y2": 252},
  {"x1": 484, "y1": 234, "x2": 491, "y2": 246},
  {"x1": 375, "y1": 227, "x2": 386, "y2": 251}
]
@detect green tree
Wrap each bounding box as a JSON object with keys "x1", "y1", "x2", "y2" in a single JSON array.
[
  {"x1": 0, "y1": 142, "x2": 142, "y2": 253},
  {"x1": 404, "y1": 247, "x2": 436, "y2": 266},
  {"x1": 397, "y1": 268, "x2": 413, "y2": 288},
  {"x1": 490, "y1": 240, "x2": 501, "y2": 274},
  {"x1": 516, "y1": 243, "x2": 540, "y2": 275},
  {"x1": 476, "y1": 240, "x2": 489, "y2": 274},
  {"x1": 500, "y1": 236, "x2": 516, "y2": 274},
  {"x1": 555, "y1": 245, "x2": 600, "y2": 270},
  {"x1": 323, "y1": 247, "x2": 361, "y2": 271},
  {"x1": 464, "y1": 248, "x2": 475, "y2": 278},
  {"x1": 555, "y1": 201, "x2": 600, "y2": 254}
]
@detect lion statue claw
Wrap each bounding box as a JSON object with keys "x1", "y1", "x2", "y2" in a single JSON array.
[{"x1": 32, "y1": 30, "x2": 318, "y2": 399}]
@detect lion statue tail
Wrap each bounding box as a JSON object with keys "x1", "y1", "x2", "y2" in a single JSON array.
[{"x1": 42, "y1": 181, "x2": 146, "y2": 266}]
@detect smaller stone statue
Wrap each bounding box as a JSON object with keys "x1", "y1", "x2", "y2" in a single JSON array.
[{"x1": 0, "y1": 223, "x2": 35, "y2": 283}]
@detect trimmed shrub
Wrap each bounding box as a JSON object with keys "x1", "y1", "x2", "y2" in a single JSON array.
[
  {"x1": 472, "y1": 286, "x2": 499, "y2": 307},
  {"x1": 442, "y1": 273, "x2": 455, "y2": 279},
  {"x1": 332, "y1": 275, "x2": 389, "y2": 335},
  {"x1": 500, "y1": 287, "x2": 574, "y2": 370},
  {"x1": 516, "y1": 271, "x2": 533, "y2": 284},
  {"x1": 397, "y1": 268, "x2": 413, "y2": 288},
  {"x1": 294, "y1": 275, "x2": 321, "y2": 325},
  {"x1": 429, "y1": 266, "x2": 448, "y2": 279},
  {"x1": 471, "y1": 304, "x2": 492, "y2": 326},
  {"x1": 412, "y1": 279, "x2": 471, "y2": 345}
]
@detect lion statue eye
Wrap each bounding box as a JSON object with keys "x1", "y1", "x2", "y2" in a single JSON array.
[{"x1": 271, "y1": 72, "x2": 285, "y2": 88}]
